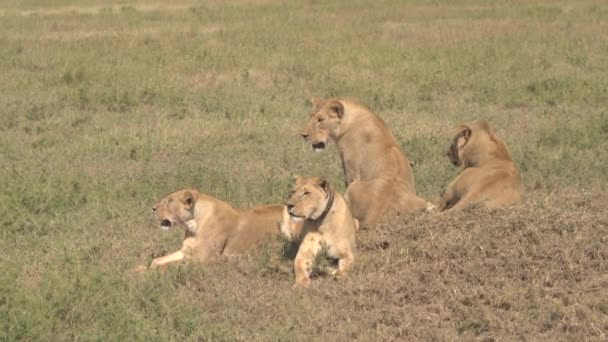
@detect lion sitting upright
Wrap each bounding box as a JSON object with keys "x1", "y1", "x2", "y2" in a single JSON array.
[
  {"x1": 300, "y1": 97, "x2": 432, "y2": 226},
  {"x1": 148, "y1": 189, "x2": 283, "y2": 269},
  {"x1": 439, "y1": 121, "x2": 523, "y2": 211},
  {"x1": 280, "y1": 176, "x2": 359, "y2": 288}
]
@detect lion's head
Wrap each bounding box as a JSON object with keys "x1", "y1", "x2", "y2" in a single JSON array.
[
  {"x1": 286, "y1": 176, "x2": 333, "y2": 222},
  {"x1": 300, "y1": 98, "x2": 345, "y2": 152},
  {"x1": 152, "y1": 189, "x2": 197, "y2": 230},
  {"x1": 447, "y1": 121, "x2": 512, "y2": 168}
]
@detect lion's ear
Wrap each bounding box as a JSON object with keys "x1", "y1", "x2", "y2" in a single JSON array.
[
  {"x1": 458, "y1": 125, "x2": 472, "y2": 140},
  {"x1": 310, "y1": 97, "x2": 322, "y2": 107},
  {"x1": 182, "y1": 191, "x2": 195, "y2": 209},
  {"x1": 318, "y1": 178, "x2": 330, "y2": 194},
  {"x1": 293, "y1": 174, "x2": 304, "y2": 184},
  {"x1": 477, "y1": 120, "x2": 494, "y2": 135},
  {"x1": 329, "y1": 100, "x2": 344, "y2": 119}
]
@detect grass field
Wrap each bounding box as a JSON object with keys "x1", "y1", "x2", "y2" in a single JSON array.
[{"x1": 1, "y1": 0, "x2": 607, "y2": 340}]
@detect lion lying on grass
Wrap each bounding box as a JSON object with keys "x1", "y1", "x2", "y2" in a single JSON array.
[
  {"x1": 439, "y1": 121, "x2": 523, "y2": 211},
  {"x1": 280, "y1": 176, "x2": 359, "y2": 288},
  {"x1": 300, "y1": 98, "x2": 432, "y2": 225},
  {"x1": 148, "y1": 189, "x2": 283, "y2": 269}
]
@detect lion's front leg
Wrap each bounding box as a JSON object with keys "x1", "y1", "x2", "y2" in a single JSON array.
[
  {"x1": 344, "y1": 180, "x2": 381, "y2": 225},
  {"x1": 150, "y1": 250, "x2": 185, "y2": 269},
  {"x1": 440, "y1": 168, "x2": 481, "y2": 211},
  {"x1": 293, "y1": 232, "x2": 323, "y2": 288},
  {"x1": 439, "y1": 175, "x2": 463, "y2": 211},
  {"x1": 439, "y1": 185, "x2": 457, "y2": 211},
  {"x1": 337, "y1": 248, "x2": 355, "y2": 279}
]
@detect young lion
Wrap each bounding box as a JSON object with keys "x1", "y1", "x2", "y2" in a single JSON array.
[
  {"x1": 149, "y1": 189, "x2": 283, "y2": 268},
  {"x1": 280, "y1": 176, "x2": 359, "y2": 288},
  {"x1": 300, "y1": 97, "x2": 432, "y2": 225},
  {"x1": 440, "y1": 121, "x2": 523, "y2": 211}
]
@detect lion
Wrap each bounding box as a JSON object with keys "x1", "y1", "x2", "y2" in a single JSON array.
[
  {"x1": 439, "y1": 121, "x2": 523, "y2": 211},
  {"x1": 148, "y1": 189, "x2": 283, "y2": 269},
  {"x1": 300, "y1": 97, "x2": 432, "y2": 225},
  {"x1": 280, "y1": 176, "x2": 359, "y2": 288}
]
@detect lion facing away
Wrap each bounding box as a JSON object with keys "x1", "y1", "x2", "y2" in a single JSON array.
[
  {"x1": 280, "y1": 176, "x2": 359, "y2": 288},
  {"x1": 148, "y1": 189, "x2": 283, "y2": 269},
  {"x1": 300, "y1": 97, "x2": 432, "y2": 226},
  {"x1": 440, "y1": 121, "x2": 523, "y2": 211}
]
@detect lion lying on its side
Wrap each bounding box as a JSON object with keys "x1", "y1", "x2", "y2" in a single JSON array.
[
  {"x1": 300, "y1": 98, "x2": 432, "y2": 225},
  {"x1": 440, "y1": 121, "x2": 523, "y2": 211},
  {"x1": 148, "y1": 189, "x2": 283, "y2": 268},
  {"x1": 280, "y1": 176, "x2": 359, "y2": 288}
]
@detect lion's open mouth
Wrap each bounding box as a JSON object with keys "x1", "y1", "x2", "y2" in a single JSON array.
[
  {"x1": 288, "y1": 211, "x2": 305, "y2": 222},
  {"x1": 160, "y1": 219, "x2": 172, "y2": 230},
  {"x1": 312, "y1": 142, "x2": 326, "y2": 152}
]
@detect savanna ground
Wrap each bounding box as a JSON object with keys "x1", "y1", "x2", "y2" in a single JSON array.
[{"x1": 1, "y1": 0, "x2": 607, "y2": 340}]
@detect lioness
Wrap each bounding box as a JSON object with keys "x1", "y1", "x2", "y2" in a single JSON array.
[
  {"x1": 280, "y1": 176, "x2": 358, "y2": 288},
  {"x1": 149, "y1": 189, "x2": 283, "y2": 268},
  {"x1": 300, "y1": 97, "x2": 431, "y2": 225},
  {"x1": 439, "y1": 121, "x2": 523, "y2": 211}
]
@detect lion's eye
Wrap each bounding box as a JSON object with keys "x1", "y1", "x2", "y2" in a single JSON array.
[
  {"x1": 303, "y1": 191, "x2": 310, "y2": 196},
  {"x1": 317, "y1": 117, "x2": 324, "y2": 123}
]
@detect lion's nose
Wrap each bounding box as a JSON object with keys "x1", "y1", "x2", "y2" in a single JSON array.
[
  {"x1": 300, "y1": 132, "x2": 309, "y2": 139},
  {"x1": 152, "y1": 207, "x2": 157, "y2": 212}
]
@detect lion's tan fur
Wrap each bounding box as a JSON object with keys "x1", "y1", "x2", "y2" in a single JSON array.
[
  {"x1": 280, "y1": 176, "x2": 358, "y2": 288},
  {"x1": 440, "y1": 121, "x2": 523, "y2": 211},
  {"x1": 149, "y1": 189, "x2": 282, "y2": 268},
  {"x1": 300, "y1": 97, "x2": 430, "y2": 225}
]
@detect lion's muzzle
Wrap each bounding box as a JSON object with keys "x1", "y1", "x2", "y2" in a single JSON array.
[
  {"x1": 286, "y1": 204, "x2": 297, "y2": 217},
  {"x1": 286, "y1": 204, "x2": 305, "y2": 221},
  {"x1": 300, "y1": 131, "x2": 326, "y2": 151}
]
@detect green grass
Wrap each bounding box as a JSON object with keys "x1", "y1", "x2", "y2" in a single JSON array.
[{"x1": 1, "y1": 0, "x2": 607, "y2": 340}]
